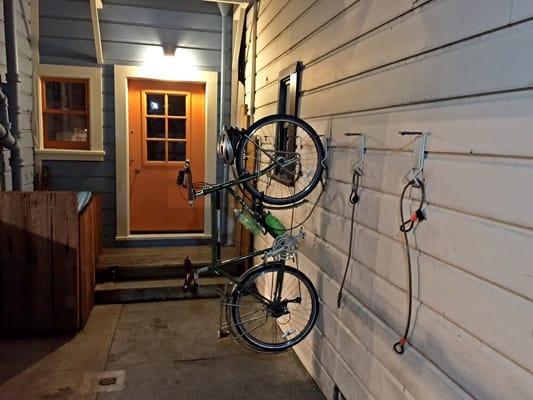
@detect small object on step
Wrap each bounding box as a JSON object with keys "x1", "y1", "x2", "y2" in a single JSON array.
[
  {"x1": 217, "y1": 328, "x2": 229, "y2": 339},
  {"x1": 109, "y1": 265, "x2": 119, "y2": 281},
  {"x1": 183, "y1": 254, "x2": 198, "y2": 291}
]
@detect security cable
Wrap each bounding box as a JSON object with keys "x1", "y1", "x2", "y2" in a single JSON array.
[
  {"x1": 337, "y1": 170, "x2": 361, "y2": 308},
  {"x1": 393, "y1": 179, "x2": 426, "y2": 354},
  {"x1": 285, "y1": 187, "x2": 325, "y2": 232}
]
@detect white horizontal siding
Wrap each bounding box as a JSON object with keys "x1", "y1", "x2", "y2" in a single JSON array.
[{"x1": 246, "y1": 0, "x2": 533, "y2": 398}]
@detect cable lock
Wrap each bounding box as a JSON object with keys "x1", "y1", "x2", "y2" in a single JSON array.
[
  {"x1": 393, "y1": 178, "x2": 426, "y2": 355},
  {"x1": 337, "y1": 168, "x2": 361, "y2": 308},
  {"x1": 337, "y1": 133, "x2": 366, "y2": 308},
  {"x1": 393, "y1": 130, "x2": 429, "y2": 355}
]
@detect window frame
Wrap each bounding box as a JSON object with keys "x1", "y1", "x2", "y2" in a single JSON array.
[
  {"x1": 140, "y1": 89, "x2": 191, "y2": 165},
  {"x1": 277, "y1": 62, "x2": 302, "y2": 117},
  {"x1": 35, "y1": 64, "x2": 104, "y2": 162},
  {"x1": 41, "y1": 77, "x2": 91, "y2": 151},
  {"x1": 274, "y1": 61, "x2": 302, "y2": 185}
]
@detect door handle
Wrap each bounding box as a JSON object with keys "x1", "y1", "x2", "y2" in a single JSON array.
[{"x1": 135, "y1": 168, "x2": 141, "y2": 174}]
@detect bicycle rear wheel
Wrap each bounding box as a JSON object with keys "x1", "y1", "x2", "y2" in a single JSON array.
[
  {"x1": 227, "y1": 262, "x2": 319, "y2": 353},
  {"x1": 235, "y1": 114, "x2": 325, "y2": 205}
]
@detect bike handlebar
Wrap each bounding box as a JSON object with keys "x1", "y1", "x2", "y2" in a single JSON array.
[{"x1": 177, "y1": 160, "x2": 195, "y2": 205}]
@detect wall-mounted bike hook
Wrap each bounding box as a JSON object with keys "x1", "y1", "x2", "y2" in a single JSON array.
[
  {"x1": 318, "y1": 135, "x2": 331, "y2": 189},
  {"x1": 398, "y1": 131, "x2": 429, "y2": 185},
  {"x1": 344, "y1": 132, "x2": 367, "y2": 176}
]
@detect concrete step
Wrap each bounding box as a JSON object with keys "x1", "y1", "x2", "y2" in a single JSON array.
[
  {"x1": 96, "y1": 246, "x2": 243, "y2": 282},
  {"x1": 95, "y1": 278, "x2": 230, "y2": 304},
  {"x1": 96, "y1": 262, "x2": 243, "y2": 282}
]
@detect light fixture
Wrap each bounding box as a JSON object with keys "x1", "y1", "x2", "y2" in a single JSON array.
[
  {"x1": 162, "y1": 44, "x2": 177, "y2": 57},
  {"x1": 141, "y1": 47, "x2": 199, "y2": 79}
]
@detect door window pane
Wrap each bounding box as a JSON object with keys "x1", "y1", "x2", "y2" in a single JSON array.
[
  {"x1": 168, "y1": 119, "x2": 186, "y2": 139},
  {"x1": 168, "y1": 142, "x2": 186, "y2": 161},
  {"x1": 45, "y1": 80, "x2": 87, "y2": 111},
  {"x1": 168, "y1": 95, "x2": 186, "y2": 116},
  {"x1": 147, "y1": 118, "x2": 165, "y2": 138},
  {"x1": 147, "y1": 141, "x2": 165, "y2": 161},
  {"x1": 147, "y1": 94, "x2": 165, "y2": 115},
  {"x1": 45, "y1": 114, "x2": 89, "y2": 142}
]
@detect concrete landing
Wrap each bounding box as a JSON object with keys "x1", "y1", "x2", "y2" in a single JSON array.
[{"x1": 0, "y1": 299, "x2": 324, "y2": 400}]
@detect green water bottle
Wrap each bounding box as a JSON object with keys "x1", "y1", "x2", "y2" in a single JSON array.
[
  {"x1": 234, "y1": 209, "x2": 262, "y2": 235},
  {"x1": 265, "y1": 212, "x2": 286, "y2": 236}
]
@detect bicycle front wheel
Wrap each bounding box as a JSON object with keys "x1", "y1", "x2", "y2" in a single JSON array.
[
  {"x1": 228, "y1": 262, "x2": 319, "y2": 353},
  {"x1": 235, "y1": 114, "x2": 325, "y2": 205}
]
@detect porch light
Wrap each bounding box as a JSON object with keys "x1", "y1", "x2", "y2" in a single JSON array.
[
  {"x1": 162, "y1": 44, "x2": 177, "y2": 57},
  {"x1": 140, "y1": 47, "x2": 200, "y2": 80}
]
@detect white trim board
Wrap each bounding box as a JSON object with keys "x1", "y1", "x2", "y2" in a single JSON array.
[
  {"x1": 34, "y1": 64, "x2": 105, "y2": 163},
  {"x1": 115, "y1": 233, "x2": 211, "y2": 241},
  {"x1": 114, "y1": 65, "x2": 218, "y2": 240}
]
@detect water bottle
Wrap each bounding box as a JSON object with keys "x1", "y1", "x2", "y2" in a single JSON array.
[
  {"x1": 234, "y1": 209, "x2": 262, "y2": 235},
  {"x1": 265, "y1": 212, "x2": 286, "y2": 235}
]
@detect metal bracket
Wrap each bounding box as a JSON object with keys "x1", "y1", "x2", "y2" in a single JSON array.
[
  {"x1": 344, "y1": 132, "x2": 367, "y2": 176},
  {"x1": 399, "y1": 131, "x2": 429, "y2": 184},
  {"x1": 318, "y1": 135, "x2": 331, "y2": 189}
]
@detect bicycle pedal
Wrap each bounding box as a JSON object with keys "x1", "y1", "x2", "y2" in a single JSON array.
[{"x1": 217, "y1": 329, "x2": 230, "y2": 339}]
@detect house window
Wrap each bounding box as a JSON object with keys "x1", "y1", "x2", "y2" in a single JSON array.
[
  {"x1": 275, "y1": 62, "x2": 302, "y2": 185},
  {"x1": 35, "y1": 64, "x2": 104, "y2": 162},
  {"x1": 143, "y1": 91, "x2": 189, "y2": 163},
  {"x1": 41, "y1": 78, "x2": 90, "y2": 150}
]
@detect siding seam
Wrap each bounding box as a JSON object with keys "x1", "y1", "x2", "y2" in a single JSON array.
[
  {"x1": 298, "y1": 250, "x2": 477, "y2": 399},
  {"x1": 302, "y1": 15, "x2": 533, "y2": 96},
  {"x1": 255, "y1": 0, "x2": 434, "y2": 75},
  {"x1": 256, "y1": 0, "x2": 291, "y2": 37},
  {"x1": 310, "y1": 193, "x2": 533, "y2": 303},
  {"x1": 301, "y1": 85, "x2": 533, "y2": 120},
  {"x1": 299, "y1": 229, "x2": 533, "y2": 376}
]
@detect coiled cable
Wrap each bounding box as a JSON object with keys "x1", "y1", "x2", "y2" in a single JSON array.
[
  {"x1": 393, "y1": 179, "x2": 426, "y2": 354},
  {"x1": 337, "y1": 170, "x2": 361, "y2": 308}
]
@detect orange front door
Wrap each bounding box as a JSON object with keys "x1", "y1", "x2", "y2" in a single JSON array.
[{"x1": 128, "y1": 79, "x2": 205, "y2": 233}]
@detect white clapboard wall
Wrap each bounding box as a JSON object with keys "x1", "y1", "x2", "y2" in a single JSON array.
[
  {"x1": 244, "y1": 1, "x2": 533, "y2": 399},
  {"x1": 0, "y1": 0, "x2": 35, "y2": 191}
]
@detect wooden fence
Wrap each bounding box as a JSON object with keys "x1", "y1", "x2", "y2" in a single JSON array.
[{"x1": 0, "y1": 192, "x2": 101, "y2": 337}]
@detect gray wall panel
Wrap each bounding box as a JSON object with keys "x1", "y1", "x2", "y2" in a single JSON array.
[
  {"x1": 0, "y1": 0, "x2": 34, "y2": 191},
  {"x1": 40, "y1": 0, "x2": 230, "y2": 246}
]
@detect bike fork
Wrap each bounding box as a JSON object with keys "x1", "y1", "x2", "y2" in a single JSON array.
[{"x1": 217, "y1": 281, "x2": 231, "y2": 339}]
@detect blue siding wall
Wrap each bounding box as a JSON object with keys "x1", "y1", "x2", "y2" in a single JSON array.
[{"x1": 39, "y1": 0, "x2": 231, "y2": 246}]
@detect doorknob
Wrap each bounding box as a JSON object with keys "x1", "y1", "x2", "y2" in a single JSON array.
[{"x1": 135, "y1": 168, "x2": 141, "y2": 173}]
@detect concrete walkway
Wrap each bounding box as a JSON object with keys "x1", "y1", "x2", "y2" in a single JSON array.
[{"x1": 0, "y1": 299, "x2": 324, "y2": 400}]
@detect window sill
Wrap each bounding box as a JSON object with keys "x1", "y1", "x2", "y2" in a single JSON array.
[{"x1": 35, "y1": 149, "x2": 106, "y2": 162}]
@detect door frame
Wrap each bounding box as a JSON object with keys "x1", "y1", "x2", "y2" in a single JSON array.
[{"x1": 114, "y1": 65, "x2": 217, "y2": 240}]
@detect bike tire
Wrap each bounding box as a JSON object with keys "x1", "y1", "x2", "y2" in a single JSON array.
[
  {"x1": 235, "y1": 114, "x2": 325, "y2": 206},
  {"x1": 228, "y1": 262, "x2": 319, "y2": 353}
]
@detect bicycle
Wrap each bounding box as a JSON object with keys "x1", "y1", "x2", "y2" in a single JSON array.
[{"x1": 177, "y1": 114, "x2": 326, "y2": 353}]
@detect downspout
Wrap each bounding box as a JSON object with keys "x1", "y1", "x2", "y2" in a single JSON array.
[
  {"x1": 1, "y1": 0, "x2": 23, "y2": 190},
  {"x1": 249, "y1": 0, "x2": 258, "y2": 124},
  {"x1": 218, "y1": 3, "x2": 232, "y2": 244},
  {"x1": 218, "y1": 3, "x2": 230, "y2": 133}
]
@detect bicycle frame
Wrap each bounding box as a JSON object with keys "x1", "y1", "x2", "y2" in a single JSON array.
[{"x1": 186, "y1": 158, "x2": 299, "y2": 305}]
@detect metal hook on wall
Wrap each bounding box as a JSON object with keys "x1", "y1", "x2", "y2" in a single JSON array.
[
  {"x1": 344, "y1": 132, "x2": 367, "y2": 177},
  {"x1": 398, "y1": 131, "x2": 429, "y2": 185}
]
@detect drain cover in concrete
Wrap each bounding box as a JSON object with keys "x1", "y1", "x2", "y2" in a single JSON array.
[{"x1": 80, "y1": 370, "x2": 126, "y2": 393}]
